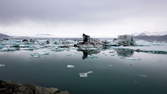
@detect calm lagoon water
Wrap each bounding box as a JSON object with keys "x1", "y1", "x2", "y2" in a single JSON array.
[{"x1": 0, "y1": 42, "x2": 167, "y2": 94}]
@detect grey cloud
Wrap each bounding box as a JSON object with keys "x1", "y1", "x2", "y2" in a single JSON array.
[{"x1": 0, "y1": 0, "x2": 167, "y2": 24}]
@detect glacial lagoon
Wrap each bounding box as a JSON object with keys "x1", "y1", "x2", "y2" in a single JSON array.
[{"x1": 0, "y1": 39, "x2": 167, "y2": 94}]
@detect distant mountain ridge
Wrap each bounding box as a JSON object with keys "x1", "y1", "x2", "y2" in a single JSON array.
[
  {"x1": 0, "y1": 33, "x2": 10, "y2": 39},
  {"x1": 134, "y1": 34, "x2": 167, "y2": 42}
]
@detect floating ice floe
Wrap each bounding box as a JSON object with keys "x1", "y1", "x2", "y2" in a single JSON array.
[
  {"x1": 31, "y1": 53, "x2": 40, "y2": 58},
  {"x1": 1, "y1": 47, "x2": 18, "y2": 52},
  {"x1": 40, "y1": 51, "x2": 50, "y2": 55},
  {"x1": 31, "y1": 51, "x2": 50, "y2": 58},
  {"x1": 67, "y1": 65, "x2": 75, "y2": 68},
  {"x1": 79, "y1": 71, "x2": 93, "y2": 78},
  {"x1": 19, "y1": 45, "x2": 35, "y2": 50},
  {"x1": 0, "y1": 64, "x2": 6, "y2": 68},
  {"x1": 126, "y1": 57, "x2": 141, "y2": 61}
]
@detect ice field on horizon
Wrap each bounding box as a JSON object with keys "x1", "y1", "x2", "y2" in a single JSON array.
[{"x1": 0, "y1": 39, "x2": 167, "y2": 55}]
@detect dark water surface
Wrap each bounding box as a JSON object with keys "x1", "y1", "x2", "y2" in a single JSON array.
[{"x1": 0, "y1": 47, "x2": 167, "y2": 94}]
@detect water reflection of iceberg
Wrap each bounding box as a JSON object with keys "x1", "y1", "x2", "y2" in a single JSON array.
[
  {"x1": 114, "y1": 48, "x2": 134, "y2": 57},
  {"x1": 78, "y1": 49, "x2": 100, "y2": 59}
]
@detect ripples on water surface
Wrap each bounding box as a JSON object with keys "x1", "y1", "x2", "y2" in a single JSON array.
[{"x1": 0, "y1": 39, "x2": 167, "y2": 94}]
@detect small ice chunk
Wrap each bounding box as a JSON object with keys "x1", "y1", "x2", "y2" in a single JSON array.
[
  {"x1": 0, "y1": 64, "x2": 6, "y2": 68},
  {"x1": 79, "y1": 71, "x2": 93, "y2": 78},
  {"x1": 67, "y1": 65, "x2": 75, "y2": 68},
  {"x1": 79, "y1": 73, "x2": 88, "y2": 77},
  {"x1": 126, "y1": 57, "x2": 141, "y2": 61},
  {"x1": 40, "y1": 52, "x2": 50, "y2": 55},
  {"x1": 31, "y1": 53, "x2": 40, "y2": 58},
  {"x1": 31, "y1": 51, "x2": 49, "y2": 58},
  {"x1": 87, "y1": 71, "x2": 93, "y2": 74}
]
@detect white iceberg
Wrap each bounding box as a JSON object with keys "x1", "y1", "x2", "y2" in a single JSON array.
[
  {"x1": 67, "y1": 65, "x2": 75, "y2": 68},
  {"x1": 79, "y1": 71, "x2": 93, "y2": 78}
]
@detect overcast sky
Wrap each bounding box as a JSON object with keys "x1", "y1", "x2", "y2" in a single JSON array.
[{"x1": 0, "y1": 0, "x2": 167, "y2": 37}]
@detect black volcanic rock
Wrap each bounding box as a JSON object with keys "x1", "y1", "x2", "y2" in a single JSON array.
[{"x1": 0, "y1": 80, "x2": 70, "y2": 94}]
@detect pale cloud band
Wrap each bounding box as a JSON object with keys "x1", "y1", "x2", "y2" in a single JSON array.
[{"x1": 0, "y1": 0, "x2": 167, "y2": 37}]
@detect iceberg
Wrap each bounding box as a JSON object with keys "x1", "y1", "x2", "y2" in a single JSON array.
[
  {"x1": 75, "y1": 34, "x2": 104, "y2": 50},
  {"x1": 1, "y1": 47, "x2": 18, "y2": 52},
  {"x1": 66, "y1": 65, "x2": 75, "y2": 68},
  {"x1": 79, "y1": 71, "x2": 93, "y2": 78}
]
